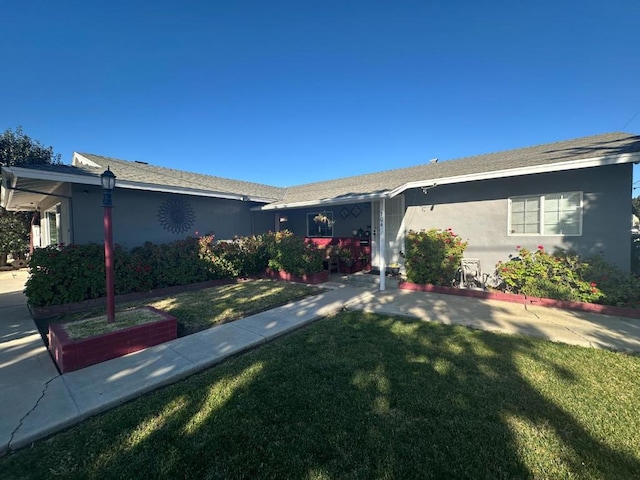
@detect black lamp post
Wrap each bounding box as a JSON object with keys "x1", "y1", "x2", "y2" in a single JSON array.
[{"x1": 101, "y1": 167, "x2": 116, "y2": 323}]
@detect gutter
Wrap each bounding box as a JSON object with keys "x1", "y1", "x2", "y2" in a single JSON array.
[{"x1": 387, "y1": 151, "x2": 640, "y2": 198}]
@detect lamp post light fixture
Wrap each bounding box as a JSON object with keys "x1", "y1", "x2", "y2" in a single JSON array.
[{"x1": 101, "y1": 167, "x2": 116, "y2": 323}]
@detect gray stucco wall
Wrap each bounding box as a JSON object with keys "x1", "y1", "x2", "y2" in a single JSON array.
[
  {"x1": 71, "y1": 185, "x2": 261, "y2": 248},
  {"x1": 404, "y1": 164, "x2": 633, "y2": 272}
]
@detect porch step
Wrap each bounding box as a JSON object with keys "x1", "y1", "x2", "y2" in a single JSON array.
[{"x1": 347, "y1": 271, "x2": 400, "y2": 289}]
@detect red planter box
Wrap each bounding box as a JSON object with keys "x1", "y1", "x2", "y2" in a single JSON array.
[
  {"x1": 48, "y1": 307, "x2": 178, "y2": 373},
  {"x1": 398, "y1": 282, "x2": 640, "y2": 319},
  {"x1": 264, "y1": 268, "x2": 329, "y2": 285}
]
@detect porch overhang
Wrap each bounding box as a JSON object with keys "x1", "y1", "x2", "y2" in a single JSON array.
[
  {"x1": 1, "y1": 164, "x2": 275, "y2": 212},
  {"x1": 251, "y1": 191, "x2": 392, "y2": 211},
  {"x1": 1, "y1": 167, "x2": 71, "y2": 211}
]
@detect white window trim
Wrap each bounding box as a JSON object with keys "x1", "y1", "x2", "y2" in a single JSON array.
[{"x1": 508, "y1": 192, "x2": 583, "y2": 236}]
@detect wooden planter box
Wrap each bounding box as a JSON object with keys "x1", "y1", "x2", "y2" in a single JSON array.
[
  {"x1": 264, "y1": 268, "x2": 329, "y2": 285},
  {"x1": 48, "y1": 307, "x2": 177, "y2": 373}
]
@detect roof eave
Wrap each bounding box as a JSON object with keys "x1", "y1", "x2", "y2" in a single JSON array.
[
  {"x1": 388, "y1": 151, "x2": 640, "y2": 197},
  {"x1": 5, "y1": 165, "x2": 279, "y2": 203},
  {"x1": 254, "y1": 191, "x2": 390, "y2": 211}
]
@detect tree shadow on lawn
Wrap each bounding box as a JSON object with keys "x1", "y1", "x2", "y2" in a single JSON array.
[{"x1": 4, "y1": 313, "x2": 640, "y2": 479}]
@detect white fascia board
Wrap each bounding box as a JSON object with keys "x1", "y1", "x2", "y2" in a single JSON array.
[
  {"x1": 388, "y1": 152, "x2": 640, "y2": 197},
  {"x1": 254, "y1": 191, "x2": 390, "y2": 211},
  {"x1": 0, "y1": 169, "x2": 16, "y2": 209},
  {"x1": 3, "y1": 165, "x2": 101, "y2": 186}
]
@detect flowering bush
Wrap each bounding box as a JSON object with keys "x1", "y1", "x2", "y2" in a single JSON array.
[
  {"x1": 266, "y1": 230, "x2": 324, "y2": 276},
  {"x1": 404, "y1": 228, "x2": 468, "y2": 285},
  {"x1": 497, "y1": 246, "x2": 603, "y2": 303}
]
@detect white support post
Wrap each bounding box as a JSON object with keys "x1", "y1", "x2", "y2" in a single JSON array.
[{"x1": 379, "y1": 198, "x2": 386, "y2": 291}]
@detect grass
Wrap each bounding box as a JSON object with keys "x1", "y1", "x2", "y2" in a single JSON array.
[
  {"x1": 3, "y1": 311, "x2": 640, "y2": 479},
  {"x1": 57, "y1": 279, "x2": 321, "y2": 337}
]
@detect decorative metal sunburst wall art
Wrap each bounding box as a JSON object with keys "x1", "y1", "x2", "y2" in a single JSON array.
[{"x1": 157, "y1": 197, "x2": 196, "y2": 234}]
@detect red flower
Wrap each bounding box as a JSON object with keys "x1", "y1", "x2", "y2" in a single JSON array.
[
  {"x1": 537, "y1": 245, "x2": 544, "y2": 250},
  {"x1": 590, "y1": 282, "x2": 597, "y2": 287},
  {"x1": 516, "y1": 245, "x2": 521, "y2": 249}
]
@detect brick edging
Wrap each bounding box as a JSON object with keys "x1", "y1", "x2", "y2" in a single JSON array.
[
  {"x1": 398, "y1": 282, "x2": 640, "y2": 319},
  {"x1": 49, "y1": 307, "x2": 178, "y2": 373}
]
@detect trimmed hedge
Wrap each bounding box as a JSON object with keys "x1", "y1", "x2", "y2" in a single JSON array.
[{"x1": 25, "y1": 233, "x2": 316, "y2": 307}]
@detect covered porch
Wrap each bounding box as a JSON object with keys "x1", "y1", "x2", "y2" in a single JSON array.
[{"x1": 254, "y1": 195, "x2": 406, "y2": 290}]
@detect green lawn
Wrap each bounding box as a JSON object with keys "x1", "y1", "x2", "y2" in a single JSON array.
[
  {"x1": 4, "y1": 312, "x2": 640, "y2": 479},
  {"x1": 58, "y1": 279, "x2": 321, "y2": 337}
]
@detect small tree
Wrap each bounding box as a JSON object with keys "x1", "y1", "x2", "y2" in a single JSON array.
[{"x1": 0, "y1": 213, "x2": 28, "y2": 262}]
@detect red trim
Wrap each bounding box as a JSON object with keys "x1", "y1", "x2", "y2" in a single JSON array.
[
  {"x1": 48, "y1": 307, "x2": 177, "y2": 373},
  {"x1": 264, "y1": 268, "x2": 329, "y2": 285},
  {"x1": 398, "y1": 282, "x2": 640, "y2": 319}
]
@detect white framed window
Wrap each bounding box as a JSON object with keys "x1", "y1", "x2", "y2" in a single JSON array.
[
  {"x1": 508, "y1": 192, "x2": 582, "y2": 236},
  {"x1": 41, "y1": 204, "x2": 61, "y2": 246},
  {"x1": 307, "y1": 212, "x2": 334, "y2": 237}
]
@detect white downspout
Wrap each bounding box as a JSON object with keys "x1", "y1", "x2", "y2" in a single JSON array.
[{"x1": 379, "y1": 197, "x2": 386, "y2": 291}]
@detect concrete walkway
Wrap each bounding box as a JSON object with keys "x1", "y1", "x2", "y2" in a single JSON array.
[{"x1": 1, "y1": 272, "x2": 639, "y2": 455}]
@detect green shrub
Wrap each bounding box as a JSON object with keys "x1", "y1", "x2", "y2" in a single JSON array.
[
  {"x1": 266, "y1": 230, "x2": 324, "y2": 276},
  {"x1": 404, "y1": 228, "x2": 468, "y2": 285},
  {"x1": 520, "y1": 277, "x2": 575, "y2": 301},
  {"x1": 0, "y1": 213, "x2": 28, "y2": 257},
  {"x1": 631, "y1": 235, "x2": 640, "y2": 276},
  {"x1": 26, "y1": 237, "x2": 228, "y2": 306},
  {"x1": 25, "y1": 243, "x2": 107, "y2": 306},
  {"x1": 582, "y1": 255, "x2": 640, "y2": 307},
  {"x1": 199, "y1": 234, "x2": 270, "y2": 277},
  {"x1": 24, "y1": 233, "x2": 298, "y2": 306},
  {"x1": 497, "y1": 246, "x2": 603, "y2": 303}
]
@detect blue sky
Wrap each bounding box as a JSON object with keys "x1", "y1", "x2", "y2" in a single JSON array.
[{"x1": 2, "y1": 1, "x2": 639, "y2": 189}]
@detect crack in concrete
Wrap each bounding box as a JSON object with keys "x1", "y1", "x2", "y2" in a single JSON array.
[
  {"x1": 523, "y1": 303, "x2": 540, "y2": 319},
  {"x1": 527, "y1": 304, "x2": 595, "y2": 348},
  {"x1": 558, "y1": 324, "x2": 595, "y2": 348},
  {"x1": 8, "y1": 374, "x2": 59, "y2": 452}
]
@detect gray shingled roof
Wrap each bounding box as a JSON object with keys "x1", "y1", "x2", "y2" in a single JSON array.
[
  {"x1": 77, "y1": 153, "x2": 285, "y2": 202},
  {"x1": 266, "y1": 132, "x2": 640, "y2": 207},
  {"x1": 6, "y1": 132, "x2": 640, "y2": 210}
]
